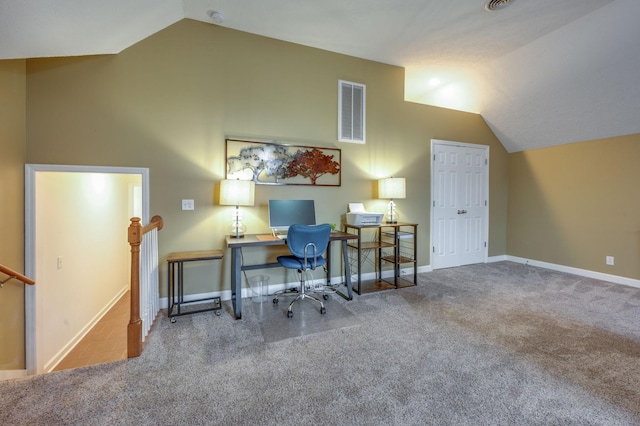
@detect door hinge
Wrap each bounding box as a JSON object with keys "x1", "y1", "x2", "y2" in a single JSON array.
[
  {"x1": 433, "y1": 200, "x2": 435, "y2": 207},
  {"x1": 433, "y1": 246, "x2": 435, "y2": 253},
  {"x1": 485, "y1": 158, "x2": 488, "y2": 166},
  {"x1": 484, "y1": 241, "x2": 487, "y2": 248}
]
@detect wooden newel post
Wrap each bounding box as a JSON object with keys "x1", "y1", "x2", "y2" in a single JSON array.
[{"x1": 127, "y1": 217, "x2": 143, "y2": 358}]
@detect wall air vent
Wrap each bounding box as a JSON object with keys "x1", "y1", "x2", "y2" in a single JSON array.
[
  {"x1": 485, "y1": 0, "x2": 514, "y2": 11},
  {"x1": 338, "y1": 80, "x2": 366, "y2": 144}
]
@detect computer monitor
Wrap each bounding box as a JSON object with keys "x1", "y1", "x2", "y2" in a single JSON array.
[{"x1": 268, "y1": 199, "x2": 316, "y2": 235}]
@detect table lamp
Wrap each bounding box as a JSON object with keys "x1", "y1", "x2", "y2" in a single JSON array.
[
  {"x1": 378, "y1": 177, "x2": 406, "y2": 223},
  {"x1": 219, "y1": 179, "x2": 255, "y2": 238}
]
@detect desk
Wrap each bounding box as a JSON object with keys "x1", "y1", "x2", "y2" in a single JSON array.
[
  {"x1": 226, "y1": 231, "x2": 357, "y2": 319},
  {"x1": 167, "y1": 250, "x2": 224, "y2": 322}
]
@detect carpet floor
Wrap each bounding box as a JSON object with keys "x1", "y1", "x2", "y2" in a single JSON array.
[{"x1": 1, "y1": 261, "x2": 639, "y2": 425}]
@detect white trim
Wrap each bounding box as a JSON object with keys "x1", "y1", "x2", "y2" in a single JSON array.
[
  {"x1": 487, "y1": 255, "x2": 508, "y2": 263},
  {"x1": 169, "y1": 264, "x2": 435, "y2": 307},
  {"x1": 23, "y1": 164, "x2": 149, "y2": 375},
  {"x1": 0, "y1": 369, "x2": 27, "y2": 381},
  {"x1": 505, "y1": 256, "x2": 640, "y2": 289}
]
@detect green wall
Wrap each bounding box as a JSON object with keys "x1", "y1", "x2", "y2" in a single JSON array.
[
  {"x1": 0, "y1": 60, "x2": 27, "y2": 370},
  {"x1": 508, "y1": 134, "x2": 640, "y2": 279},
  {"x1": 24, "y1": 19, "x2": 508, "y2": 294}
]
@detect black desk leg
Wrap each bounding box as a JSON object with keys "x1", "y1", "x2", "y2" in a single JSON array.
[
  {"x1": 230, "y1": 247, "x2": 242, "y2": 319},
  {"x1": 342, "y1": 240, "x2": 353, "y2": 300},
  {"x1": 168, "y1": 262, "x2": 173, "y2": 320},
  {"x1": 332, "y1": 240, "x2": 353, "y2": 301}
]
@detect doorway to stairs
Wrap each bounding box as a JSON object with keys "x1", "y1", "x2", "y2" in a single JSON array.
[{"x1": 24, "y1": 164, "x2": 149, "y2": 375}]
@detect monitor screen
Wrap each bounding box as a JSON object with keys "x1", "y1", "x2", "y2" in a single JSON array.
[{"x1": 268, "y1": 199, "x2": 316, "y2": 232}]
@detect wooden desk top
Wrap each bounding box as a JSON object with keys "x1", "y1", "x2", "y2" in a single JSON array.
[
  {"x1": 166, "y1": 250, "x2": 224, "y2": 263},
  {"x1": 226, "y1": 231, "x2": 357, "y2": 248}
]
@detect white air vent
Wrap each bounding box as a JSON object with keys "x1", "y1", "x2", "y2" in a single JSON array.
[
  {"x1": 338, "y1": 80, "x2": 366, "y2": 144},
  {"x1": 485, "y1": 0, "x2": 514, "y2": 11}
]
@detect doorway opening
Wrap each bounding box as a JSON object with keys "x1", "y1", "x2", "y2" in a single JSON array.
[{"x1": 24, "y1": 164, "x2": 149, "y2": 375}]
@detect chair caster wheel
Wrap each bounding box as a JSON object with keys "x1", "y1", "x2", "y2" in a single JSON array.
[
  {"x1": 287, "y1": 310, "x2": 293, "y2": 318},
  {"x1": 170, "y1": 317, "x2": 176, "y2": 323},
  {"x1": 215, "y1": 310, "x2": 221, "y2": 316},
  {"x1": 273, "y1": 298, "x2": 279, "y2": 304},
  {"x1": 320, "y1": 307, "x2": 326, "y2": 314},
  {"x1": 323, "y1": 294, "x2": 329, "y2": 300}
]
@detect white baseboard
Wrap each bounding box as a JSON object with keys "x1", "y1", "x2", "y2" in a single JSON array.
[
  {"x1": 160, "y1": 257, "x2": 639, "y2": 307},
  {"x1": 0, "y1": 369, "x2": 27, "y2": 381},
  {"x1": 487, "y1": 255, "x2": 508, "y2": 263},
  {"x1": 160, "y1": 265, "x2": 435, "y2": 306},
  {"x1": 505, "y1": 256, "x2": 640, "y2": 289}
]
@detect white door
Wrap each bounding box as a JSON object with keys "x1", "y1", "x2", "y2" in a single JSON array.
[{"x1": 431, "y1": 140, "x2": 488, "y2": 269}]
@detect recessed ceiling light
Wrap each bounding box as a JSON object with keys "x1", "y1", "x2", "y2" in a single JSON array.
[{"x1": 485, "y1": 0, "x2": 514, "y2": 11}]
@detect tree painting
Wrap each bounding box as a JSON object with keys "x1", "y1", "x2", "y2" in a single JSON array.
[
  {"x1": 226, "y1": 139, "x2": 341, "y2": 186},
  {"x1": 285, "y1": 148, "x2": 340, "y2": 185},
  {"x1": 227, "y1": 144, "x2": 290, "y2": 183}
]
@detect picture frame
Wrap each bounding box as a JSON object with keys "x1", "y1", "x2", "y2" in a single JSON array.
[{"x1": 226, "y1": 138, "x2": 341, "y2": 186}]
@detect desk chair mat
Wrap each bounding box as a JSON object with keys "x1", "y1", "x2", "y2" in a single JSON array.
[{"x1": 252, "y1": 298, "x2": 360, "y2": 343}]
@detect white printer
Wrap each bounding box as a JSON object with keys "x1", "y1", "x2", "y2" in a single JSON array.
[{"x1": 346, "y1": 203, "x2": 383, "y2": 226}]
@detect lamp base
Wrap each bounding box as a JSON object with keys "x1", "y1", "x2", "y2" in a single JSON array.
[
  {"x1": 385, "y1": 220, "x2": 398, "y2": 224},
  {"x1": 229, "y1": 234, "x2": 245, "y2": 239}
]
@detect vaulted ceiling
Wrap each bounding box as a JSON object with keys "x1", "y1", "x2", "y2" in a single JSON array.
[{"x1": 2, "y1": 0, "x2": 639, "y2": 152}]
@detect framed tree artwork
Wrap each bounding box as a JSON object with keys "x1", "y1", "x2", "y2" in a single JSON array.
[{"x1": 226, "y1": 139, "x2": 341, "y2": 186}]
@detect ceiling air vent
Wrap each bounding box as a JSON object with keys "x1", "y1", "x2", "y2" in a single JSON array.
[{"x1": 485, "y1": 0, "x2": 514, "y2": 11}]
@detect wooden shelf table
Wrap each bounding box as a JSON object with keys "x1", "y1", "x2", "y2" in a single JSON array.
[{"x1": 167, "y1": 250, "x2": 224, "y2": 322}]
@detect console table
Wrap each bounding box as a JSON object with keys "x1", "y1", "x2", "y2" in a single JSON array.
[{"x1": 167, "y1": 250, "x2": 224, "y2": 322}]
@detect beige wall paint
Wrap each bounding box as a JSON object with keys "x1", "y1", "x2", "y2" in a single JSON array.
[
  {"x1": 507, "y1": 133, "x2": 640, "y2": 279},
  {"x1": 35, "y1": 172, "x2": 136, "y2": 371},
  {"x1": 0, "y1": 60, "x2": 27, "y2": 371},
  {"x1": 23, "y1": 20, "x2": 508, "y2": 295}
]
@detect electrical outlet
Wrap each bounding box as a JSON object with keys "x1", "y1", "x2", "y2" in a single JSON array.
[
  {"x1": 57, "y1": 256, "x2": 63, "y2": 269},
  {"x1": 181, "y1": 199, "x2": 195, "y2": 211},
  {"x1": 606, "y1": 256, "x2": 614, "y2": 266}
]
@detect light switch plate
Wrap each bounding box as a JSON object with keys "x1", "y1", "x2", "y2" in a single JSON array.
[{"x1": 181, "y1": 199, "x2": 195, "y2": 211}]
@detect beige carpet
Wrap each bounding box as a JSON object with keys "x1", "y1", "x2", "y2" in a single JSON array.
[{"x1": 1, "y1": 262, "x2": 639, "y2": 425}]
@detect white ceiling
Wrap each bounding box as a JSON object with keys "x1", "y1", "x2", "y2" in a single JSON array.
[{"x1": 2, "y1": 0, "x2": 639, "y2": 152}]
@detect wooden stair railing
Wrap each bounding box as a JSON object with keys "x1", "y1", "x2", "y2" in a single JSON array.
[
  {"x1": 0, "y1": 264, "x2": 35, "y2": 287},
  {"x1": 127, "y1": 215, "x2": 163, "y2": 358}
]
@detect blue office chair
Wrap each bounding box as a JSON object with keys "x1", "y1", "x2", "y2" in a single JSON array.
[{"x1": 273, "y1": 223, "x2": 332, "y2": 318}]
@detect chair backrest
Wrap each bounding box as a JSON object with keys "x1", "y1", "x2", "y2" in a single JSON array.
[{"x1": 286, "y1": 223, "x2": 332, "y2": 267}]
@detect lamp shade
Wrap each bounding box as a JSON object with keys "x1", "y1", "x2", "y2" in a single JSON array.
[
  {"x1": 219, "y1": 179, "x2": 255, "y2": 206},
  {"x1": 378, "y1": 177, "x2": 406, "y2": 199}
]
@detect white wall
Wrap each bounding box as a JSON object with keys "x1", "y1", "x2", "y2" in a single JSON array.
[{"x1": 35, "y1": 171, "x2": 140, "y2": 371}]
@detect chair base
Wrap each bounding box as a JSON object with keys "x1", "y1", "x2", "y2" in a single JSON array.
[
  {"x1": 310, "y1": 283, "x2": 338, "y2": 301},
  {"x1": 273, "y1": 285, "x2": 326, "y2": 317}
]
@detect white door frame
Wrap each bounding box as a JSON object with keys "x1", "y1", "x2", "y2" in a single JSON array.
[
  {"x1": 24, "y1": 164, "x2": 149, "y2": 375},
  {"x1": 430, "y1": 139, "x2": 489, "y2": 269}
]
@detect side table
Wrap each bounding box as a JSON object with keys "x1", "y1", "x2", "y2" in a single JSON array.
[{"x1": 167, "y1": 250, "x2": 224, "y2": 322}]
